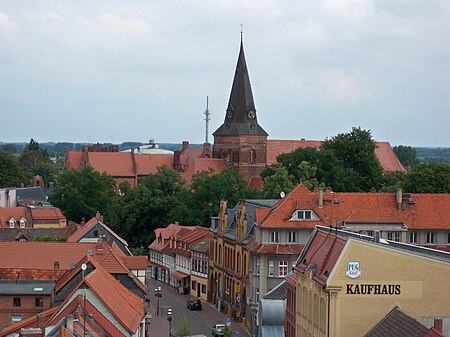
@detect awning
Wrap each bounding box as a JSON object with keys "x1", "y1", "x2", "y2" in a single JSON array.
[{"x1": 170, "y1": 271, "x2": 189, "y2": 280}]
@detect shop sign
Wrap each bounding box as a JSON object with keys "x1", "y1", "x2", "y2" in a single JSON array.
[{"x1": 346, "y1": 261, "x2": 361, "y2": 279}]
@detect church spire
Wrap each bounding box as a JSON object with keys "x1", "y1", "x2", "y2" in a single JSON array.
[{"x1": 213, "y1": 36, "x2": 267, "y2": 137}]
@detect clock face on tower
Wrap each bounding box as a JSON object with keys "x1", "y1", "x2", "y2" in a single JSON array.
[{"x1": 247, "y1": 111, "x2": 256, "y2": 119}]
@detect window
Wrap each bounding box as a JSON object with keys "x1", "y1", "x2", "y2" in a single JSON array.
[
  {"x1": 394, "y1": 232, "x2": 401, "y2": 242},
  {"x1": 93, "y1": 230, "x2": 99, "y2": 237},
  {"x1": 388, "y1": 232, "x2": 400, "y2": 241},
  {"x1": 366, "y1": 231, "x2": 373, "y2": 237},
  {"x1": 54, "y1": 262, "x2": 59, "y2": 270},
  {"x1": 202, "y1": 284, "x2": 207, "y2": 294},
  {"x1": 427, "y1": 232, "x2": 436, "y2": 244},
  {"x1": 35, "y1": 298, "x2": 43, "y2": 308},
  {"x1": 256, "y1": 259, "x2": 260, "y2": 275},
  {"x1": 409, "y1": 232, "x2": 418, "y2": 244},
  {"x1": 279, "y1": 261, "x2": 288, "y2": 277},
  {"x1": 248, "y1": 149, "x2": 256, "y2": 163},
  {"x1": 9, "y1": 219, "x2": 15, "y2": 228},
  {"x1": 20, "y1": 219, "x2": 26, "y2": 228},
  {"x1": 268, "y1": 260, "x2": 274, "y2": 276},
  {"x1": 12, "y1": 316, "x2": 22, "y2": 323},
  {"x1": 448, "y1": 233, "x2": 450, "y2": 244},
  {"x1": 290, "y1": 210, "x2": 319, "y2": 220},
  {"x1": 13, "y1": 297, "x2": 21, "y2": 307},
  {"x1": 288, "y1": 231, "x2": 297, "y2": 243},
  {"x1": 270, "y1": 231, "x2": 279, "y2": 243},
  {"x1": 255, "y1": 288, "x2": 260, "y2": 302},
  {"x1": 192, "y1": 281, "x2": 197, "y2": 290}
]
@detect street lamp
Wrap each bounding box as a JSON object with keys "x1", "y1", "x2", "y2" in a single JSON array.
[
  {"x1": 154, "y1": 287, "x2": 162, "y2": 316},
  {"x1": 167, "y1": 308, "x2": 173, "y2": 337}
]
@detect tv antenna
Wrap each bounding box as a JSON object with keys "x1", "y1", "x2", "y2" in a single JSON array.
[{"x1": 204, "y1": 96, "x2": 211, "y2": 144}]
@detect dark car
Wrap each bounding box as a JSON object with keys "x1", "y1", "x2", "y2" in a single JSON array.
[{"x1": 187, "y1": 298, "x2": 202, "y2": 310}]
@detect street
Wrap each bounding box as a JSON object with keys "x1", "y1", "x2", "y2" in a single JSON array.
[{"x1": 147, "y1": 277, "x2": 247, "y2": 337}]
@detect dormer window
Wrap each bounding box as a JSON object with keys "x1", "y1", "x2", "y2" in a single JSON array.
[
  {"x1": 290, "y1": 210, "x2": 319, "y2": 221},
  {"x1": 155, "y1": 237, "x2": 159, "y2": 244},
  {"x1": 20, "y1": 218, "x2": 26, "y2": 229}
]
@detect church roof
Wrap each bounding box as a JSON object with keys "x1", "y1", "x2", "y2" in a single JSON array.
[{"x1": 213, "y1": 39, "x2": 268, "y2": 137}]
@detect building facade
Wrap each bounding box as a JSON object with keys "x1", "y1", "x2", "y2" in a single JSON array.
[{"x1": 190, "y1": 236, "x2": 209, "y2": 301}]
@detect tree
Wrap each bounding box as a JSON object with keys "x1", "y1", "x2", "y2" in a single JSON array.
[
  {"x1": 108, "y1": 165, "x2": 188, "y2": 248},
  {"x1": 321, "y1": 127, "x2": 384, "y2": 191},
  {"x1": 20, "y1": 138, "x2": 58, "y2": 186},
  {"x1": 262, "y1": 164, "x2": 294, "y2": 198},
  {"x1": 393, "y1": 145, "x2": 420, "y2": 170},
  {"x1": 48, "y1": 166, "x2": 117, "y2": 222},
  {"x1": 0, "y1": 152, "x2": 29, "y2": 188},
  {"x1": 175, "y1": 314, "x2": 192, "y2": 337},
  {"x1": 402, "y1": 163, "x2": 450, "y2": 193}
]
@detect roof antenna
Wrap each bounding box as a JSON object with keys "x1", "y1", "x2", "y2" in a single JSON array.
[{"x1": 204, "y1": 96, "x2": 210, "y2": 144}]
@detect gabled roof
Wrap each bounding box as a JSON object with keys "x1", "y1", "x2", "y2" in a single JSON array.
[
  {"x1": 30, "y1": 207, "x2": 65, "y2": 220},
  {"x1": 213, "y1": 39, "x2": 267, "y2": 137},
  {"x1": 86, "y1": 152, "x2": 135, "y2": 177},
  {"x1": 0, "y1": 241, "x2": 98, "y2": 270},
  {"x1": 364, "y1": 306, "x2": 445, "y2": 337},
  {"x1": 256, "y1": 184, "x2": 450, "y2": 230},
  {"x1": 0, "y1": 207, "x2": 30, "y2": 228},
  {"x1": 262, "y1": 280, "x2": 287, "y2": 300},
  {"x1": 121, "y1": 256, "x2": 148, "y2": 270},
  {"x1": 67, "y1": 216, "x2": 128, "y2": 246},
  {"x1": 0, "y1": 306, "x2": 59, "y2": 337}
]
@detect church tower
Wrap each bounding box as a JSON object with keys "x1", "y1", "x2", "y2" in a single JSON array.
[{"x1": 213, "y1": 37, "x2": 268, "y2": 182}]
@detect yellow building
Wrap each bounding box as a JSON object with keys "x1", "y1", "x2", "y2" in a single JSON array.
[{"x1": 294, "y1": 226, "x2": 450, "y2": 337}]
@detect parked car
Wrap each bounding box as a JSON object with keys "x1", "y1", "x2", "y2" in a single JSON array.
[
  {"x1": 187, "y1": 298, "x2": 202, "y2": 310},
  {"x1": 212, "y1": 323, "x2": 225, "y2": 337}
]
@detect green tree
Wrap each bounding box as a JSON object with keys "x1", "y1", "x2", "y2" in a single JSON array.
[
  {"x1": 175, "y1": 314, "x2": 192, "y2": 337},
  {"x1": 48, "y1": 166, "x2": 116, "y2": 222},
  {"x1": 262, "y1": 164, "x2": 294, "y2": 198},
  {"x1": 393, "y1": 145, "x2": 420, "y2": 170},
  {"x1": 321, "y1": 127, "x2": 384, "y2": 191},
  {"x1": 402, "y1": 163, "x2": 450, "y2": 193},
  {"x1": 20, "y1": 138, "x2": 58, "y2": 186},
  {"x1": 0, "y1": 152, "x2": 29, "y2": 188},
  {"x1": 108, "y1": 165, "x2": 188, "y2": 248}
]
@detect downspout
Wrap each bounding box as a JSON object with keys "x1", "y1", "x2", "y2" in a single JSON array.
[{"x1": 327, "y1": 289, "x2": 330, "y2": 337}]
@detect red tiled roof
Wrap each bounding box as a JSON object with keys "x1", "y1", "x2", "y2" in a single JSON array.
[
  {"x1": 248, "y1": 176, "x2": 263, "y2": 189},
  {"x1": 257, "y1": 184, "x2": 450, "y2": 230},
  {"x1": 121, "y1": 256, "x2": 148, "y2": 269},
  {"x1": 0, "y1": 306, "x2": 59, "y2": 337},
  {"x1": 0, "y1": 241, "x2": 98, "y2": 270},
  {"x1": 286, "y1": 273, "x2": 297, "y2": 286},
  {"x1": 0, "y1": 207, "x2": 30, "y2": 228},
  {"x1": 66, "y1": 151, "x2": 83, "y2": 169},
  {"x1": 87, "y1": 152, "x2": 135, "y2": 177},
  {"x1": 170, "y1": 270, "x2": 189, "y2": 279},
  {"x1": 0, "y1": 268, "x2": 66, "y2": 281},
  {"x1": 246, "y1": 239, "x2": 304, "y2": 254},
  {"x1": 295, "y1": 229, "x2": 347, "y2": 285},
  {"x1": 267, "y1": 139, "x2": 406, "y2": 174},
  {"x1": 30, "y1": 207, "x2": 66, "y2": 220},
  {"x1": 84, "y1": 267, "x2": 144, "y2": 333},
  {"x1": 135, "y1": 154, "x2": 174, "y2": 175}
]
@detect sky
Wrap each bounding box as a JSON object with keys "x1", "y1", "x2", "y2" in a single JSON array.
[{"x1": 0, "y1": 0, "x2": 449, "y2": 147}]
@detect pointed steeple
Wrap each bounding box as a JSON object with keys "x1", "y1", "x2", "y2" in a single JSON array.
[{"x1": 213, "y1": 38, "x2": 267, "y2": 137}]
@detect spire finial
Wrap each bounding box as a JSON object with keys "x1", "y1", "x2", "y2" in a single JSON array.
[{"x1": 240, "y1": 23, "x2": 243, "y2": 41}]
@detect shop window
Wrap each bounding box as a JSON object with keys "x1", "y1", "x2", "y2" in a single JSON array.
[
  {"x1": 279, "y1": 260, "x2": 288, "y2": 277},
  {"x1": 13, "y1": 297, "x2": 21, "y2": 307}
]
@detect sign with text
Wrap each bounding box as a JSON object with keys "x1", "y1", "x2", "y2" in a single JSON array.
[{"x1": 346, "y1": 261, "x2": 361, "y2": 279}]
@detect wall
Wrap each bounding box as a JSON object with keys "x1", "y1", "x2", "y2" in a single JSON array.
[{"x1": 0, "y1": 294, "x2": 51, "y2": 328}]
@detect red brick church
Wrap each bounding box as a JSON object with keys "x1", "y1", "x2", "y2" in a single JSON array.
[{"x1": 66, "y1": 39, "x2": 405, "y2": 188}]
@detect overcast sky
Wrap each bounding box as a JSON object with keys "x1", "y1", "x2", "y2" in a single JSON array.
[{"x1": 1, "y1": 0, "x2": 449, "y2": 147}]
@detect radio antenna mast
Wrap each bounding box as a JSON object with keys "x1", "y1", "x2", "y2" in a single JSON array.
[{"x1": 204, "y1": 96, "x2": 210, "y2": 144}]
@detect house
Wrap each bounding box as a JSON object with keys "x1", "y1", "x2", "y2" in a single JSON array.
[
  {"x1": 363, "y1": 307, "x2": 445, "y2": 337},
  {"x1": 121, "y1": 255, "x2": 148, "y2": 285},
  {"x1": 0, "y1": 186, "x2": 47, "y2": 209},
  {"x1": 0, "y1": 280, "x2": 54, "y2": 329},
  {"x1": 209, "y1": 198, "x2": 279, "y2": 324},
  {"x1": 1, "y1": 263, "x2": 146, "y2": 337},
  {"x1": 190, "y1": 236, "x2": 209, "y2": 301},
  {"x1": 293, "y1": 226, "x2": 450, "y2": 337},
  {"x1": 66, "y1": 213, "x2": 131, "y2": 255}
]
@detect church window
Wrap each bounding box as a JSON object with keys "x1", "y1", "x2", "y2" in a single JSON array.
[{"x1": 248, "y1": 149, "x2": 256, "y2": 163}]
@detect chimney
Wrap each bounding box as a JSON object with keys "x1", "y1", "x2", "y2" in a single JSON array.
[
  {"x1": 396, "y1": 188, "x2": 403, "y2": 211},
  {"x1": 81, "y1": 218, "x2": 86, "y2": 227},
  {"x1": 203, "y1": 143, "x2": 210, "y2": 151},
  {"x1": 96, "y1": 211, "x2": 101, "y2": 221},
  {"x1": 173, "y1": 150, "x2": 182, "y2": 171},
  {"x1": 182, "y1": 141, "x2": 189, "y2": 150},
  {"x1": 100, "y1": 215, "x2": 104, "y2": 223},
  {"x1": 318, "y1": 186, "x2": 324, "y2": 208},
  {"x1": 66, "y1": 314, "x2": 74, "y2": 333},
  {"x1": 96, "y1": 237, "x2": 104, "y2": 255}
]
